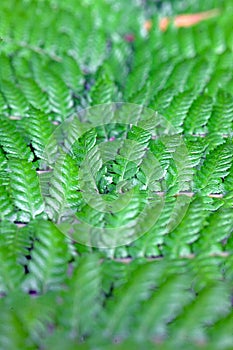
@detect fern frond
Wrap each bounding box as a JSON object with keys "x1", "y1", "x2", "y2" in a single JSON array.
[
  {"x1": 194, "y1": 140, "x2": 233, "y2": 194},
  {"x1": 0, "y1": 80, "x2": 29, "y2": 116},
  {"x1": 124, "y1": 61, "x2": 151, "y2": 99},
  {"x1": 170, "y1": 282, "x2": 231, "y2": 344},
  {"x1": 24, "y1": 220, "x2": 72, "y2": 292},
  {"x1": 44, "y1": 153, "x2": 81, "y2": 222},
  {"x1": 0, "y1": 292, "x2": 54, "y2": 350},
  {"x1": 178, "y1": 27, "x2": 196, "y2": 58},
  {"x1": 209, "y1": 313, "x2": 233, "y2": 349},
  {"x1": 206, "y1": 70, "x2": 232, "y2": 96},
  {"x1": 0, "y1": 184, "x2": 16, "y2": 221},
  {"x1": 0, "y1": 224, "x2": 25, "y2": 293},
  {"x1": 224, "y1": 163, "x2": 233, "y2": 192},
  {"x1": 103, "y1": 262, "x2": 165, "y2": 338},
  {"x1": 164, "y1": 90, "x2": 195, "y2": 132},
  {"x1": 0, "y1": 1, "x2": 232, "y2": 348},
  {"x1": 134, "y1": 274, "x2": 193, "y2": 341},
  {"x1": 151, "y1": 85, "x2": 178, "y2": 111},
  {"x1": 12, "y1": 55, "x2": 32, "y2": 79},
  {"x1": 164, "y1": 60, "x2": 195, "y2": 92},
  {"x1": 0, "y1": 222, "x2": 31, "y2": 264},
  {"x1": 186, "y1": 59, "x2": 213, "y2": 94},
  {"x1": 193, "y1": 206, "x2": 233, "y2": 255},
  {"x1": 185, "y1": 137, "x2": 209, "y2": 168},
  {"x1": 90, "y1": 73, "x2": 118, "y2": 105},
  {"x1": 9, "y1": 159, "x2": 44, "y2": 220},
  {"x1": 207, "y1": 90, "x2": 233, "y2": 134},
  {"x1": 22, "y1": 108, "x2": 54, "y2": 159},
  {"x1": 19, "y1": 78, "x2": 49, "y2": 112},
  {"x1": 105, "y1": 40, "x2": 132, "y2": 86},
  {"x1": 57, "y1": 254, "x2": 102, "y2": 338},
  {"x1": 163, "y1": 197, "x2": 213, "y2": 258},
  {"x1": 0, "y1": 90, "x2": 8, "y2": 115},
  {"x1": 71, "y1": 128, "x2": 97, "y2": 165},
  {"x1": 46, "y1": 72, "x2": 74, "y2": 121},
  {"x1": 0, "y1": 54, "x2": 14, "y2": 82},
  {"x1": 55, "y1": 55, "x2": 84, "y2": 94},
  {"x1": 128, "y1": 196, "x2": 176, "y2": 257},
  {"x1": 0, "y1": 117, "x2": 33, "y2": 160},
  {"x1": 184, "y1": 95, "x2": 213, "y2": 134}
]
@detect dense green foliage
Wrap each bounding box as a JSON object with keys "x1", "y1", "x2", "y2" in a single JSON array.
[{"x1": 0, "y1": 0, "x2": 232, "y2": 348}]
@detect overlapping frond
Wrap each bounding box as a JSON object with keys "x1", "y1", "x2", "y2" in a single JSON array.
[{"x1": 0, "y1": 0, "x2": 232, "y2": 348}]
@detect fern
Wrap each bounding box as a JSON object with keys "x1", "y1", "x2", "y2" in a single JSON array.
[
  {"x1": 184, "y1": 94, "x2": 213, "y2": 134},
  {"x1": 0, "y1": 80, "x2": 29, "y2": 117},
  {"x1": 0, "y1": 184, "x2": 16, "y2": 221},
  {"x1": 0, "y1": 0, "x2": 232, "y2": 348},
  {"x1": 124, "y1": 60, "x2": 151, "y2": 99},
  {"x1": 9, "y1": 159, "x2": 44, "y2": 221},
  {"x1": 52, "y1": 55, "x2": 84, "y2": 94},
  {"x1": 164, "y1": 60, "x2": 195, "y2": 92},
  {"x1": 0, "y1": 292, "x2": 54, "y2": 350},
  {"x1": 186, "y1": 59, "x2": 213, "y2": 94},
  {"x1": 45, "y1": 72, "x2": 74, "y2": 121},
  {"x1": 0, "y1": 90, "x2": 8, "y2": 115},
  {"x1": 24, "y1": 220, "x2": 72, "y2": 293},
  {"x1": 0, "y1": 117, "x2": 33, "y2": 161},
  {"x1": 56, "y1": 254, "x2": 102, "y2": 338},
  {"x1": 102, "y1": 262, "x2": 165, "y2": 338},
  {"x1": 44, "y1": 153, "x2": 81, "y2": 223},
  {"x1": 207, "y1": 90, "x2": 233, "y2": 134},
  {"x1": 19, "y1": 78, "x2": 49, "y2": 113},
  {"x1": 0, "y1": 223, "x2": 25, "y2": 293},
  {"x1": 90, "y1": 72, "x2": 118, "y2": 105},
  {"x1": 0, "y1": 54, "x2": 14, "y2": 82},
  {"x1": 163, "y1": 196, "x2": 213, "y2": 258},
  {"x1": 134, "y1": 274, "x2": 193, "y2": 341},
  {"x1": 163, "y1": 90, "x2": 195, "y2": 132},
  {"x1": 193, "y1": 206, "x2": 233, "y2": 255},
  {"x1": 170, "y1": 282, "x2": 231, "y2": 344},
  {"x1": 194, "y1": 140, "x2": 233, "y2": 194},
  {"x1": 22, "y1": 108, "x2": 54, "y2": 159}
]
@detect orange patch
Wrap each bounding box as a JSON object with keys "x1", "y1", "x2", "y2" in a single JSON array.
[
  {"x1": 159, "y1": 17, "x2": 170, "y2": 32},
  {"x1": 159, "y1": 8, "x2": 220, "y2": 31},
  {"x1": 144, "y1": 20, "x2": 153, "y2": 31}
]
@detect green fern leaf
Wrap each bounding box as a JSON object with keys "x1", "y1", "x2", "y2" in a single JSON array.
[
  {"x1": 0, "y1": 117, "x2": 33, "y2": 161},
  {"x1": 90, "y1": 73, "x2": 118, "y2": 105},
  {"x1": 46, "y1": 72, "x2": 74, "y2": 121},
  {"x1": 194, "y1": 140, "x2": 233, "y2": 194},
  {"x1": 0, "y1": 80, "x2": 29, "y2": 116},
  {"x1": 184, "y1": 95, "x2": 213, "y2": 134},
  {"x1": 193, "y1": 206, "x2": 233, "y2": 255},
  {"x1": 0, "y1": 54, "x2": 14, "y2": 82},
  {"x1": 24, "y1": 220, "x2": 72, "y2": 292},
  {"x1": 23, "y1": 108, "x2": 54, "y2": 159},
  {"x1": 170, "y1": 282, "x2": 231, "y2": 344},
  {"x1": 207, "y1": 90, "x2": 233, "y2": 134},
  {"x1": 134, "y1": 275, "x2": 193, "y2": 341},
  {"x1": 19, "y1": 78, "x2": 49, "y2": 112},
  {"x1": 0, "y1": 184, "x2": 16, "y2": 221},
  {"x1": 163, "y1": 197, "x2": 213, "y2": 258},
  {"x1": 9, "y1": 159, "x2": 44, "y2": 220},
  {"x1": 103, "y1": 262, "x2": 165, "y2": 338},
  {"x1": 164, "y1": 60, "x2": 195, "y2": 92},
  {"x1": 164, "y1": 90, "x2": 195, "y2": 132},
  {"x1": 57, "y1": 254, "x2": 102, "y2": 338},
  {"x1": 44, "y1": 153, "x2": 81, "y2": 222},
  {"x1": 0, "y1": 223, "x2": 25, "y2": 293},
  {"x1": 0, "y1": 292, "x2": 54, "y2": 350},
  {"x1": 186, "y1": 59, "x2": 213, "y2": 94},
  {"x1": 0, "y1": 90, "x2": 8, "y2": 115}
]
